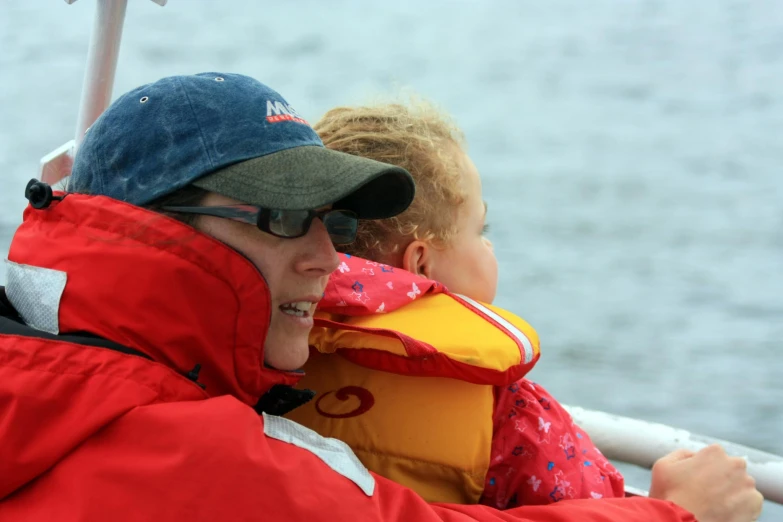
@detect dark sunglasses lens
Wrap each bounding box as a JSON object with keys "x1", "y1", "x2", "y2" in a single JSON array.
[
  {"x1": 323, "y1": 210, "x2": 358, "y2": 245},
  {"x1": 267, "y1": 209, "x2": 310, "y2": 238}
]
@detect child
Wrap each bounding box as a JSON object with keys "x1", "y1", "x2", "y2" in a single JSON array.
[{"x1": 285, "y1": 100, "x2": 625, "y2": 508}]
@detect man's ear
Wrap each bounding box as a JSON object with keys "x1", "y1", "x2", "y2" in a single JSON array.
[{"x1": 401, "y1": 240, "x2": 435, "y2": 279}]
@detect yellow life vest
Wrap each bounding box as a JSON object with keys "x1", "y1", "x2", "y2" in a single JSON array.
[{"x1": 285, "y1": 292, "x2": 540, "y2": 504}]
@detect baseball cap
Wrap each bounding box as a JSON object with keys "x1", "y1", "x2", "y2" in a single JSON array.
[{"x1": 70, "y1": 72, "x2": 415, "y2": 219}]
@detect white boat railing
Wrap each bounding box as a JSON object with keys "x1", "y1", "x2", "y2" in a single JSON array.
[
  {"x1": 42, "y1": 0, "x2": 167, "y2": 188},
  {"x1": 564, "y1": 405, "x2": 783, "y2": 505}
]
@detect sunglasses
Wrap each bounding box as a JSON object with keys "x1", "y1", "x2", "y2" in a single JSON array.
[{"x1": 161, "y1": 204, "x2": 359, "y2": 245}]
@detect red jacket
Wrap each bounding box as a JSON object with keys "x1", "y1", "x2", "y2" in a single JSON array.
[{"x1": 0, "y1": 194, "x2": 695, "y2": 521}]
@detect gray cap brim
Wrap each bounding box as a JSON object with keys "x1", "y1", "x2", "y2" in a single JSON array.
[{"x1": 192, "y1": 145, "x2": 415, "y2": 220}]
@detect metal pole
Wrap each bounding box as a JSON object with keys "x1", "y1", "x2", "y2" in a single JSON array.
[
  {"x1": 73, "y1": 0, "x2": 128, "y2": 151},
  {"x1": 42, "y1": 0, "x2": 166, "y2": 186}
]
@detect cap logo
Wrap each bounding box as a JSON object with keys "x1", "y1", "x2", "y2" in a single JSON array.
[{"x1": 266, "y1": 100, "x2": 309, "y2": 125}]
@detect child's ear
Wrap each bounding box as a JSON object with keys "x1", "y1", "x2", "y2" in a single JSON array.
[{"x1": 401, "y1": 240, "x2": 434, "y2": 279}]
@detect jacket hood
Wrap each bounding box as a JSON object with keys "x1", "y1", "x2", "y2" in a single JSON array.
[
  {"x1": 6, "y1": 194, "x2": 299, "y2": 405},
  {"x1": 0, "y1": 193, "x2": 307, "y2": 498}
]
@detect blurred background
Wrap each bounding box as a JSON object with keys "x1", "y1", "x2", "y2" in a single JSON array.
[{"x1": 1, "y1": 0, "x2": 781, "y2": 517}]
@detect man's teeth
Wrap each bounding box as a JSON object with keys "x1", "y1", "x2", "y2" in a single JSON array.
[{"x1": 280, "y1": 301, "x2": 312, "y2": 316}]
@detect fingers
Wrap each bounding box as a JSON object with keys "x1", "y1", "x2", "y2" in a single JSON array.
[
  {"x1": 698, "y1": 443, "x2": 727, "y2": 458},
  {"x1": 700, "y1": 445, "x2": 763, "y2": 520},
  {"x1": 649, "y1": 443, "x2": 764, "y2": 522},
  {"x1": 691, "y1": 443, "x2": 735, "y2": 468},
  {"x1": 655, "y1": 443, "x2": 727, "y2": 467},
  {"x1": 661, "y1": 448, "x2": 696, "y2": 463},
  {"x1": 730, "y1": 455, "x2": 748, "y2": 471},
  {"x1": 753, "y1": 489, "x2": 764, "y2": 520},
  {"x1": 746, "y1": 489, "x2": 765, "y2": 521}
]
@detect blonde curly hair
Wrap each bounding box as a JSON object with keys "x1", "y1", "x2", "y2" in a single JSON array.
[{"x1": 314, "y1": 99, "x2": 469, "y2": 263}]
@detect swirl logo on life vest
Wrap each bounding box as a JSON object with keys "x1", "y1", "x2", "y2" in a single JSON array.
[{"x1": 315, "y1": 386, "x2": 375, "y2": 418}]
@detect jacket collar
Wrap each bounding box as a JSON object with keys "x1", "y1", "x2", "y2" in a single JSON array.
[{"x1": 7, "y1": 194, "x2": 299, "y2": 405}]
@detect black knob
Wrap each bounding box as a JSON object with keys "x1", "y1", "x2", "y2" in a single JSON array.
[{"x1": 24, "y1": 179, "x2": 56, "y2": 209}]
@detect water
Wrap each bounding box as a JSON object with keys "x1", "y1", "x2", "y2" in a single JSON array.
[{"x1": 1, "y1": 0, "x2": 781, "y2": 517}]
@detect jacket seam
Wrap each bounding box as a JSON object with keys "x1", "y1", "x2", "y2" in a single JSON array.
[{"x1": 0, "y1": 333, "x2": 205, "y2": 401}]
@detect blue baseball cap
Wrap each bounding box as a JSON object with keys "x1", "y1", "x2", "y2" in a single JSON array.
[{"x1": 70, "y1": 72, "x2": 414, "y2": 219}]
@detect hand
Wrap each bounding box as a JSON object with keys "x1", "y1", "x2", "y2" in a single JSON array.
[{"x1": 649, "y1": 444, "x2": 763, "y2": 522}]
